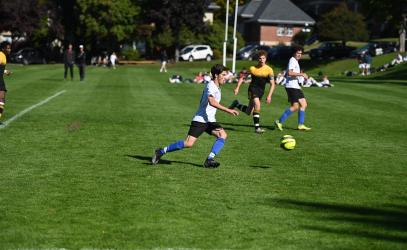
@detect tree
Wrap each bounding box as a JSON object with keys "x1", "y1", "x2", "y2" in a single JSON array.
[
  {"x1": 356, "y1": 0, "x2": 407, "y2": 37},
  {"x1": 0, "y1": 0, "x2": 60, "y2": 39},
  {"x1": 317, "y1": 3, "x2": 368, "y2": 44},
  {"x1": 214, "y1": 0, "x2": 251, "y2": 20},
  {"x1": 140, "y1": 0, "x2": 210, "y2": 59},
  {"x1": 75, "y1": 0, "x2": 140, "y2": 52}
]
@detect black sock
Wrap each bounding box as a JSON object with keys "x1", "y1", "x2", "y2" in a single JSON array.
[{"x1": 237, "y1": 104, "x2": 248, "y2": 113}]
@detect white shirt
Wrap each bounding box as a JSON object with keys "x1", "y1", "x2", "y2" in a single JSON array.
[
  {"x1": 285, "y1": 57, "x2": 301, "y2": 89},
  {"x1": 192, "y1": 80, "x2": 221, "y2": 123},
  {"x1": 110, "y1": 54, "x2": 117, "y2": 64}
]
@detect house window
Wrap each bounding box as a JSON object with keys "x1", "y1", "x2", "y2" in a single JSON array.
[{"x1": 277, "y1": 26, "x2": 293, "y2": 37}]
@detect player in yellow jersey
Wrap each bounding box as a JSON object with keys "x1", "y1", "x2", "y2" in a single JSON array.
[
  {"x1": 0, "y1": 41, "x2": 12, "y2": 121},
  {"x1": 229, "y1": 50, "x2": 276, "y2": 133}
]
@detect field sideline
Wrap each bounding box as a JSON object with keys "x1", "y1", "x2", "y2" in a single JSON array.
[{"x1": 0, "y1": 61, "x2": 406, "y2": 249}]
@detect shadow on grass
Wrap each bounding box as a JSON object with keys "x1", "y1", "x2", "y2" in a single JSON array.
[
  {"x1": 126, "y1": 154, "x2": 203, "y2": 168},
  {"x1": 268, "y1": 198, "x2": 407, "y2": 243},
  {"x1": 331, "y1": 78, "x2": 407, "y2": 86},
  {"x1": 250, "y1": 165, "x2": 272, "y2": 169},
  {"x1": 182, "y1": 123, "x2": 245, "y2": 132}
]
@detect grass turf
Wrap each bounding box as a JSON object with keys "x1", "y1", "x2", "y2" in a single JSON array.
[{"x1": 0, "y1": 60, "x2": 406, "y2": 249}]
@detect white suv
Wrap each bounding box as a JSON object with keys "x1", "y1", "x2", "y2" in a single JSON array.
[{"x1": 180, "y1": 45, "x2": 213, "y2": 62}]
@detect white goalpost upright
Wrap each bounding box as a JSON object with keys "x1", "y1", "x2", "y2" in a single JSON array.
[
  {"x1": 232, "y1": 0, "x2": 239, "y2": 73},
  {"x1": 223, "y1": 0, "x2": 230, "y2": 67}
]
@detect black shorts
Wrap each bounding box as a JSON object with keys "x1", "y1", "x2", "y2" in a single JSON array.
[
  {"x1": 285, "y1": 88, "x2": 305, "y2": 104},
  {"x1": 248, "y1": 85, "x2": 264, "y2": 100},
  {"x1": 0, "y1": 79, "x2": 6, "y2": 92},
  {"x1": 187, "y1": 121, "x2": 223, "y2": 138}
]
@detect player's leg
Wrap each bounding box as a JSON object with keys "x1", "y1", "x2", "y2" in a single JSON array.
[
  {"x1": 204, "y1": 124, "x2": 227, "y2": 168},
  {"x1": 69, "y1": 64, "x2": 74, "y2": 80},
  {"x1": 298, "y1": 98, "x2": 311, "y2": 131},
  {"x1": 0, "y1": 91, "x2": 5, "y2": 120},
  {"x1": 152, "y1": 121, "x2": 204, "y2": 164},
  {"x1": 252, "y1": 97, "x2": 264, "y2": 133},
  {"x1": 275, "y1": 89, "x2": 298, "y2": 130},
  {"x1": 64, "y1": 64, "x2": 68, "y2": 80}
]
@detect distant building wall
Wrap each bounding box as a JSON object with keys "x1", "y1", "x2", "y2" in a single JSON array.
[{"x1": 259, "y1": 25, "x2": 303, "y2": 46}]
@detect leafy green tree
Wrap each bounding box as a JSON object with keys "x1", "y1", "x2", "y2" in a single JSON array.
[
  {"x1": 155, "y1": 28, "x2": 175, "y2": 48},
  {"x1": 75, "y1": 0, "x2": 140, "y2": 51},
  {"x1": 317, "y1": 3, "x2": 368, "y2": 44},
  {"x1": 356, "y1": 0, "x2": 407, "y2": 37},
  {"x1": 140, "y1": 0, "x2": 210, "y2": 58},
  {"x1": 0, "y1": 0, "x2": 62, "y2": 40},
  {"x1": 202, "y1": 20, "x2": 245, "y2": 57},
  {"x1": 214, "y1": 0, "x2": 251, "y2": 20}
]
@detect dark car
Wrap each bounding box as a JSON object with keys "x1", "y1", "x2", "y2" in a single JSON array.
[
  {"x1": 350, "y1": 41, "x2": 398, "y2": 58},
  {"x1": 309, "y1": 42, "x2": 355, "y2": 60},
  {"x1": 267, "y1": 45, "x2": 294, "y2": 61},
  {"x1": 237, "y1": 44, "x2": 258, "y2": 60},
  {"x1": 245, "y1": 45, "x2": 271, "y2": 61},
  {"x1": 11, "y1": 48, "x2": 46, "y2": 65}
]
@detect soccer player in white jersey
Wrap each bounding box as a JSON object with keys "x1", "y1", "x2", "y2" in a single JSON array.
[
  {"x1": 152, "y1": 64, "x2": 239, "y2": 168},
  {"x1": 274, "y1": 47, "x2": 311, "y2": 131}
]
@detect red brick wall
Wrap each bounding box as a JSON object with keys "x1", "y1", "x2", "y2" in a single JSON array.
[{"x1": 259, "y1": 25, "x2": 303, "y2": 46}]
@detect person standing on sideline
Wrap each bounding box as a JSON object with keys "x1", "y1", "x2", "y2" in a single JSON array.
[
  {"x1": 0, "y1": 41, "x2": 12, "y2": 121},
  {"x1": 76, "y1": 45, "x2": 86, "y2": 81},
  {"x1": 228, "y1": 50, "x2": 276, "y2": 133},
  {"x1": 274, "y1": 47, "x2": 311, "y2": 131},
  {"x1": 159, "y1": 49, "x2": 168, "y2": 73},
  {"x1": 110, "y1": 52, "x2": 117, "y2": 69},
  {"x1": 152, "y1": 64, "x2": 239, "y2": 168},
  {"x1": 63, "y1": 44, "x2": 75, "y2": 80}
]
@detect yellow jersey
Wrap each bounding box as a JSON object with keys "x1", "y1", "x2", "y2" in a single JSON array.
[{"x1": 249, "y1": 64, "x2": 274, "y2": 90}]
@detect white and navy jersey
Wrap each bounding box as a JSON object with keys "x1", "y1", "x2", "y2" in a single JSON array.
[
  {"x1": 285, "y1": 57, "x2": 301, "y2": 89},
  {"x1": 192, "y1": 80, "x2": 221, "y2": 123}
]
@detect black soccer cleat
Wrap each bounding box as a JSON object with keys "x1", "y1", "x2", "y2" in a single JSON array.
[
  {"x1": 228, "y1": 99, "x2": 239, "y2": 109},
  {"x1": 152, "y1": 148, "x2": 163, "y2": 165},
  {"x1": 204, "y1": 158, "x2": 220, "y2": 168}
]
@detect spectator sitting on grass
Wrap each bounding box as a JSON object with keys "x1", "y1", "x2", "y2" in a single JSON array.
[
  {"x1": 169, "y1": 74, "x2": 183, "y2": 84},
  {"x1": 193, "y1": 72, "x2": 204, "y2": 84}
]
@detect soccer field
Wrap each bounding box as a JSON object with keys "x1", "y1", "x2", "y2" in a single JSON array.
[{"x1": 0, "y1": 62, "x2": 406, "y2": 249}]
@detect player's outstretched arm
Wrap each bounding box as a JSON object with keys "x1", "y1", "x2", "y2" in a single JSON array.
[
  {"x1": 233, "y1": 77, "x2": 244, "y2": 95},
  {"x1": 208, "y1": 96, "x2": 239, "y2": 116}
]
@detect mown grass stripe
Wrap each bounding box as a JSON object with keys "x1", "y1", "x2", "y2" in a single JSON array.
[{"x1": 0, "y1": 90, "x2": 66, "y2": 129}]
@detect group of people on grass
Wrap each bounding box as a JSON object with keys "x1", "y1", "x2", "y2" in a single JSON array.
[{"x1": 153, "y1": 47, "x2": 313, "y2": 168}]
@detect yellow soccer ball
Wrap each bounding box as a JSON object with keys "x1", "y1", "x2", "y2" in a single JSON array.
[{"x1": 280, "y1": 135, "x2": 296, "y2": 150}]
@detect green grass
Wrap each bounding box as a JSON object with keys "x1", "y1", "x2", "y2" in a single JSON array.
[{"x1": 0, "y1": 60, "x2": 406, "y2": 249}]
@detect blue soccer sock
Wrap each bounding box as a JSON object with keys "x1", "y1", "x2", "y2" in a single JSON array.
[
  {"x1": 298, "y1": 110, "x2": 305, "y2": 125},
  {"x1": 208, "y1": 138, "x2": 226, "y2": 159},
  {"x1": 161, "y1": 140, "x2": 184, "y2": 154},
  {"x1": 279, "y1": 108, "x2": 293, "y2": 123}
]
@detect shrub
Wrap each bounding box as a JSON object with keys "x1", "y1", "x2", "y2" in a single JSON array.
[{"x1": 121, "y1": 48, "x2": 140, "y2": 60}]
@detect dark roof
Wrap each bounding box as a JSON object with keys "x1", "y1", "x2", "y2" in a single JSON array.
[{"x1": 239, "y1": 0, "x2": 315, "y2": 25}]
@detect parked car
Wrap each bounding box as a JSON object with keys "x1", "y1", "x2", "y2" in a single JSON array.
[
  {"x1": 350, "y1": 41, "x2": 398, "y2": 58},
  {"x1": 245, "y1": 45, "x2": 271, "y2": 61},
  {"x1": 179, "y1": 45, "x2": 213, "y2": 62},
  {"x1": 11, "y1": 48, "x2": 46, "y2": 65},
  {"x1": 237, "y1": 44, "x2": 263, "y2": 60},
  {"x1": 267, "y1": 45, "x2": 294, "y2": 61},
  {"x1": 309, "y1": 42, "x2": 355, "y2": 60}
]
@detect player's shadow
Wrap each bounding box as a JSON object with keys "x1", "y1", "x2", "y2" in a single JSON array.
[
  {"x1": 221, "y1": 122, "x2": 298, "y2": 132},
  {"x1": 126, "y1": 154, "x2": 203, "y2": 168},
  {"x1": 250, "y1": 165, "x2": 272, "y2": 169},
  {"x1": 264, "y1": 198, "x2": 407, "y2": 243},
  {"x1": 183, "y1": 123, "x2": 243, "y2": 132}
]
